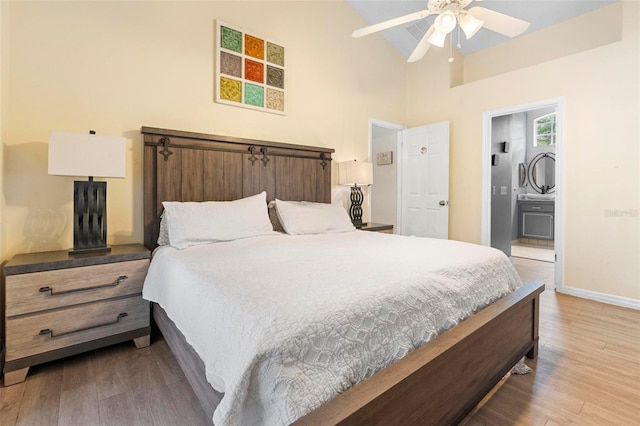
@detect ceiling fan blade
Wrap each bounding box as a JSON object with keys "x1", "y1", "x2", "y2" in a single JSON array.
[
  {"x1": 407, "y1": 25, "x2": 436, "y2": 63},
  {"x1": 467, "y1": 6, "x2": 530, "y2": 38},
  {"x1": 352, "y1": 9, "x2": 431, "y2": 38}
]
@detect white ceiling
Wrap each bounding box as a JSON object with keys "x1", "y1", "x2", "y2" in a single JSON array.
[{"x1": 347, "y1": 0, "x2": 618, "y2": 58}]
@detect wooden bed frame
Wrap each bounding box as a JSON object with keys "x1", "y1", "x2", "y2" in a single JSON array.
[{"x1": 142, "y1": 126, "x2": 544, "y2": 425}]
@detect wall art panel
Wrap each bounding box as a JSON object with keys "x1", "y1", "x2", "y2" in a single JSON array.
[{"x1": 216, "y1": 21, "x2": 286, "y2": 115}]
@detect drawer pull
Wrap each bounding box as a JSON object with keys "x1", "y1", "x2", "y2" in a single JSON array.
[
  {"x1": 39, "y1": 312, "x2": 128, "y2": 338},
  {"x1": 530, "y1": 206, "x2": 542, "y2": 210},
  {"x1": 38, "y1": 275, "x2": 128, "y2": 296}
]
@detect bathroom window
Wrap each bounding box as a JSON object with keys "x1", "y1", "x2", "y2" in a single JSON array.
[{"x1": 534, "y1": 112, "x2": 556, "y2": 146}]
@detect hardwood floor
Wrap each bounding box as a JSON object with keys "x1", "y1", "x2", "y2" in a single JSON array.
[
  {"x1": 0, "y1": 333, "x2": 210, "y2": 426},
  {"x1": 466, "y1": 258, "x2": 640, "y2": 425},
  {"x1": 2, "y1": 258, "x2": 638, "y2": 425}
]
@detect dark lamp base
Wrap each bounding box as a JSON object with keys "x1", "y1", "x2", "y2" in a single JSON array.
[
  {"x1": 349, "y1": 185, "x2": 364, "y2": 228},
  {"x1": 73, "y1": 178, "x2": 109, "y2": 254}
]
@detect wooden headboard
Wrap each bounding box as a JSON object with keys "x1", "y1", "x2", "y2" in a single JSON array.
[{"x1": 142, "y1": 127, "x2": 334, "y2": 250}]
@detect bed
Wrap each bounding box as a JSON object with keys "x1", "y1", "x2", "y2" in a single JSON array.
[{"x1": 141, "y1": 126, "x2": 544, "y2": 425}]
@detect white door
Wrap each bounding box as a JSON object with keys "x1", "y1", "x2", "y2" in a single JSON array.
[{"x1": 400, "y1": 122, "x2": 450, "y2": 238}]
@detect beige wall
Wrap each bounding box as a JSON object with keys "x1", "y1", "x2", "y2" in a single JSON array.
[
  {"x1": 405, "y1": 1, "x2": 639, "y2": 300},
  {"x1": 461, "y1": 3, "x2": 623, "y2": 85},
  {"x1": 2, "y1": 1, "x2": 406, "y2": 258}
]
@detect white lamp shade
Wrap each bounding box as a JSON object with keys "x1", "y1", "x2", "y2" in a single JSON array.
[
  {"x1": 339, "y1": 161, "x2": 373, "y2": 186},
  {"x1": 427, "y1": 30, "x2": 447, "y2": 47},
  {"x1": 434, "y1": 10, "x2": 457, "y2": 34},
  {"x1": 48, "y1": 131, "x2": 126, "y2": 178},
  {"x1": 460, "y1": 13, "x2": 484, "y2": 39}
]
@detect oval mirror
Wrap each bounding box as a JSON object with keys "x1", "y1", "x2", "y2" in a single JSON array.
[
  {"x1": 519, "y1": 163, "x2": 526, "y2": 187},
  {"x1": 528, "y1": 152, "x2": 555, "y2": 194}
]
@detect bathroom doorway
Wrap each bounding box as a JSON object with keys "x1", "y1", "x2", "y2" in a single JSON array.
[{"x1": 481, "y1": 98, "x2": 565, "y2": 291}]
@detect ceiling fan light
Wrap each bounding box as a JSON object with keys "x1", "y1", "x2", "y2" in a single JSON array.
[
  {"x1": 434, "y1": 10, "x2": 457, "y2": 34},
  {"x1": 460, "y1": 13, "x2": 484, "y2": 39},
  {"x1": 427, "y1": 30, "x2": 447, "y2": 48}
]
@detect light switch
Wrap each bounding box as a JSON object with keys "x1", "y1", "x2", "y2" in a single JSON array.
[
  {"x1": 492, "y1": 186, "x2": 496, "y2": 195},
  {"x1": 500, "y1": 186, "x2": 507, "y2": 195}
]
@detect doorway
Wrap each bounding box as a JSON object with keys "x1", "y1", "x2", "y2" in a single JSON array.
[
  {"x1": 368, "y1": 119, "x2": 450, "y2": 238},
  {"x1": 369, "y1": 119, "x2": 403, "y2": 231},
  {"x1": 481, "y1": 98, "x2": 565, "y2": 291}
]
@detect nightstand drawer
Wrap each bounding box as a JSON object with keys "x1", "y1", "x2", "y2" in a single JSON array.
[
  {"x1": 5, "y1": 296, "x2": 149, "y2": 362},
  {"x1": 6, "y1": 260, "x2": 148, "y2": 316}
]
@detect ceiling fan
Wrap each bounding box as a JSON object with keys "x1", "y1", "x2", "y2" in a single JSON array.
[{"x1": 352, "y1": 0, "x2": 531, "y2": 62}]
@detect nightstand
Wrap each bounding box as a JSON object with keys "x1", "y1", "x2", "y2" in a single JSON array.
[
  {"x1": 359, "y1": 223, "x2": 394, "y2": 234},
  {"x1": 2, "y1": 244, "x2": 151, "y2": 386}
]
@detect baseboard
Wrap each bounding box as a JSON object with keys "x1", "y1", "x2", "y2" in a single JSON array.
[{"x1": 558, "y1": 286, "x2": 640, "y2": 310}]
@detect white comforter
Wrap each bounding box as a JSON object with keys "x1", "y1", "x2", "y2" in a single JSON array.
[{"x1": 143, "y1": 231, "x2": 521, "y2": 425}]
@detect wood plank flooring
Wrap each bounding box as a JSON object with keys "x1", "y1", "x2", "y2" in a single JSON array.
[
  {"x1": 466, "y1": 258, "x2": 640, "y2": 425},
  {"x1": 2, "y1": 257, "x2": 638, "y2": 425},
  {"x1": 1, "y1": 335, "x2": 210, "y2": 426}
]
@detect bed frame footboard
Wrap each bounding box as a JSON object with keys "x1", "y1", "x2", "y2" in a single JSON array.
[
  {"x1": 295, "y1": 281, "x2": 544, "y2": 426},
  {"x1": 153, "y1": 282, "x2": 543, "y2": 425}
]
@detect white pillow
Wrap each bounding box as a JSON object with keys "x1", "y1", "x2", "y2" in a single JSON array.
[
  {"x1": 274, "y1": 199, "x2": 355, "y2": 235},
  {"x1": 162, "y1": 192, "x2": 275, "y2": 249}
]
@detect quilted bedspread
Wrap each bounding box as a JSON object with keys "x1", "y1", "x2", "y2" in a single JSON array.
[{"x1": 142, "y1": 231, "x2": 521, "y2": 425}]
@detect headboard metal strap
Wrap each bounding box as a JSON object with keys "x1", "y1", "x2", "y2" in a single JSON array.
[
  {"x1": 320, "y1": 153, "x2": 330, "y2": 170},
  {"x1": 260, "y1": 147, "x2": 270, "y2": 166},
  {"x1": 248, "y1": 145, "x2": 259, "y2": 165},
  {"x1": 159, "y1": 137, "x2": 173, "y2": 161}
]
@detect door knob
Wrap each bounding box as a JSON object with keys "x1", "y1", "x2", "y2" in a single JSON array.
[{"x1": 439, "y1": 200, "x2": 448, "y2": 206}]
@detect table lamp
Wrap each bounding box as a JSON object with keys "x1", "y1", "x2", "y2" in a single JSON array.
[
  {"x1": 48, "y1": 130, "x2": 125, "y2": 254},
  {"x1": 339, "y1": 160, "x2": 373, "y2": 228}
]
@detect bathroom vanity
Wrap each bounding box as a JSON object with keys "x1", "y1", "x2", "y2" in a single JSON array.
[
  {"x1": 518, "y1": 199, "x2": 554, "y2": 240},
  {"x1": 517, "y1": 151, "x2": 556, "y2": 241}
]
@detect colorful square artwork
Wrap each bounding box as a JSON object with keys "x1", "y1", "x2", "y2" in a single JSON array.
[
  {"x1": 245, "y1": 59, "x2": 264, "y2": 83},
  {"x1": 267, "y1": 42, "x2": 285, "y2": 66},
  {"x1": 220, "y1": 52, "x2": 242, "y2": 78},
  {"x1": 216, "y1": 21, "x2": 286, "y2": 115},
  {"x1": 245, "y1": 35, "x2": 265, "y2": 60},
  {"x1": 245, "y1": 83, "x2": 264, "y2": 107},
  {"x1": 266, "y1": 65, "x2": 284, "y2": 89},
  {"x1": 220, "y1": 77, "x2": 242, "y2": 103},
  {"x1": 266, "y1": 88, "x2": 284, "y2": 111},
  {"x1": 220, "y1": 26, "x2": 242, "y2": 53}
]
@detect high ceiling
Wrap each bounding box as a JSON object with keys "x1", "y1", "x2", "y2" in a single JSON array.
[{"x1": 346, "y1": 0, "x2": 618, "y2": 58}]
